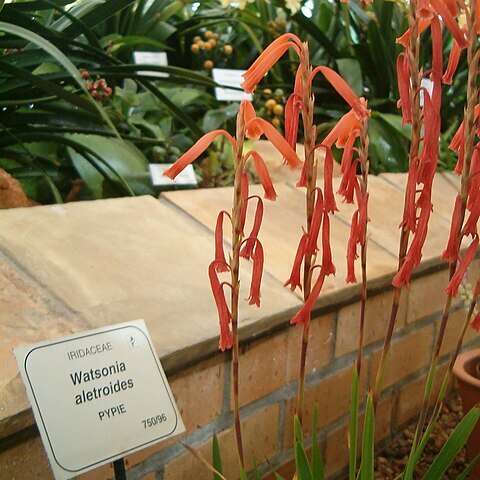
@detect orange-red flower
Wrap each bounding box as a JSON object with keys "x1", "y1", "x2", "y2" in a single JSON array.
[
  {"x1": 321, "y1": 212, "x2": 336, "y2": 276},
  {"x1": 164, "y1": 130, "x2": 237, "y2": 179},
  {"x1": 244, "y1": 150, "x2": 277, "y2": 201},
  {"x1": 209, "y1": 261, "x2": 232, "y2": 351},
  {"x1": 284, "y1": 233, "x2": 307, "y2": 292},
  {"x1": 240, "y1": 196, "x2": 263, "y2": 260},
  {"x1": 246, "y1": 117, "x2": 302, "y2": 170},
  {"x1": 397, "y1": 52, "x2": 412, "y2": 125},
  {"x1": 247, "y1": 239, "x2": 264, "y2": 307},
  {"x1": 323, "y1": 109, "x2": 361, "y2": 149},
  {"x1": 241, "y1": 33, "x2": 301, "y2": 93},
  {"x1": 310, "y1": 66, "x2": 370, "y2": 120},
  {"x1": 290, "y1": 270, "x2": 326, "y2": 326},
  {"x1": 446, "y1": 236, "x2": 480, "y2": 297},
  {"x1": 214, "y1": 211, "x2": 231, "y2": 272},
  {"x1": 305, "y1": 189, "x2": 323, "y2": 256},
  {"x1": 442, "y1": 194, "x2": 463, "y2": 262}
]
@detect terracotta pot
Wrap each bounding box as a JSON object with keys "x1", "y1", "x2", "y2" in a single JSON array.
[{"x1": 453, "y1": 348, "x2": 480, "y2": 478}]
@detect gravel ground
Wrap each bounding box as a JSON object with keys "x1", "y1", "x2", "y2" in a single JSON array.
[{"x1": 374, "y1": 395, "x2": 467, "y2": 479}]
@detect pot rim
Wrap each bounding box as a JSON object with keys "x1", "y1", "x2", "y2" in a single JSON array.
[{"x1": 453, "y1": 348, "x2": 480, "y2": 388}]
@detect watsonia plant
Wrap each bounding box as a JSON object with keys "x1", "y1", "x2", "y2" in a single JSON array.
[{"x1": 165, "y1": 1, "x2": 480, "y2": 478}]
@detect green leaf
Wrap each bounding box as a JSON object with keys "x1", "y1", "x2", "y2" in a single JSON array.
[
  {"x1": 360, "y1": 394, "x2": 375, "y2": 480},
  {"x1": 456, "y1": 453, "x2": 480, "y2": 480},
  {"x1": 337, "y1": 58, "x2": 363, "y2": 97},
  {"x1": 294, "y1": 416, "x2": 313, "y2": 480},
  {"x1": 0, "y1": 21, "x2": 120, "y2": 138},
  {"x1": 423, "y1": 407, "x2": 480, "y2": 480},
  {"x1": 311, "y1": 406, "x2": 324, "y2": 480},
  {"x1": 253, "y1": 458, "x2": 261, "y2": 480},
  {"x1": 66, "y1": 134, "x2": 149, "y2": 198},
  {"x1": 349, "y1": 366, "x2": 359, "y2": 480},
  {"x1": 212, "y1": 432, "x2": 223, "y2": 480}
]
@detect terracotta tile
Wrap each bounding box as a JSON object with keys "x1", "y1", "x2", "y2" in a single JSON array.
[
  {"x1": 163, "y1": 404, "x2": 279, "y2": 480},
  {"x1": 164, "y1": 182, "x2": 397, "y2": 300},
  {"x1": 283, "y1": 361, "x2": 368, "y2": 448},
  {"x1": 249, "y1": 139, "x2": 341, "y2": 186},
  {"x1": 78, "y1": 463, "x2": 115, "y2": 480},
  {"x1": 286, "y1": 313, "x2": 333, "y2": 383},
  {"x1": 336, "y1": 290, "x2": 408, "y2": 357},
  {"x1": 369, "y1": 326, "x2": 434, "y2": 390},
  {"x1": 0, "y1": 196, "x2": 300, "y2": 368},
  {"x1": 0, "y1": 253, "x2": 83, "y2": 439},
  {"x1": 234, "y1": 333, "x2": 287, "y2": 407}
]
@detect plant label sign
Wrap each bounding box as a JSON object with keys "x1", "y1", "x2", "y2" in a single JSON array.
[
  {"x1": 212, "y1": 68, "x2": 252, "y2": 102},
  {"x1": 14, "y1": 320, "x2": 185, "y2": 480},
  {"x1": 149, "y1": 163, "x2": 197, "y2": 186},
  {"x1": 133, "y1": 51, "x2": 169, "y2": 78}
]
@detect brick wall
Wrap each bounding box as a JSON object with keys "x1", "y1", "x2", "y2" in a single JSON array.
[{"x1": 2, "y1": 262, "x2": 479, "y2": 480}]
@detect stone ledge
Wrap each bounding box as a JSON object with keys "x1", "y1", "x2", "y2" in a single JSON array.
[{"x1": 0, "y1": 172, "x2": 467, "y2": 444}]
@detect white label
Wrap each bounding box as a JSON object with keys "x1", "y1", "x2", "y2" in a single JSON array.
[
  {"x1": 149, "y1": 163, "x2": 197, "y2": 186},
  {"x1": 15, "y1": 320, "x2": 185, "y2": 480},
  {"x1": 133, "y1": 51, "x2": 169, "y2": 78},
  {"x1": 420, "y1": 78, "x2": 434, "y2": 107},
  {"x1": 212, "y1": 68, "x2": 252, "y2": 102}
]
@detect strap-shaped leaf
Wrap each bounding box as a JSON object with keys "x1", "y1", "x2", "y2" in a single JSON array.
[
  {"x1": 456, "y1": 452, "x2": 480, "y2": 480},
  {"x1": 360, "y1": 393, "x2": 375, "y2": 480},
  {"x1": 349, "y1": 366, "x2": 359, "y2": 480},
  {"x1": 212, "y1": 432, "x2": 223, "y2": 480},
  {"x1": 312, "y1": 405, "x2": 325, "y2": 480},
  {"x1": 294, "y1": 415, "x2": 313, "y2": 480},
  {"x1": 423, "y1": 407, "x2": 480, "y2": 480}
]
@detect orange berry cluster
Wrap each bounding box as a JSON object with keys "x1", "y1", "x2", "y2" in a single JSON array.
[
  {"x1": 80, "y1": 70, "x2": 112, "y2": 101},
  {"x1": 263, "y1": 89, "x2": 284, "y2": 127},
  {"x1": 190, "y1": 30, "x2": 233, "y2": 70}
]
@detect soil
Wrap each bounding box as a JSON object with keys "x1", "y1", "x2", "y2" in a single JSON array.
[{"x1": 374, "y1": 394, "x2": 467, "y2": 479}]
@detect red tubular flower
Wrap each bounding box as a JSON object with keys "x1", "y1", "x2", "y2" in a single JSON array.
[
  {"x1": 443, "y1": 38, "x2": 463, "y2": 84},
  {"x1": 247, "y1": 240, "x2": 264, "y2": 307},
  {"x1": 463, "y1": 193, "x2": 480, "y2": 237},
  {"x1": 322, "y1": 146, "x2": 338, "y2": 214},
  {"x1": 209, "y1": 261, "x2": 232, "y2": 351},
  {"x1": 242, "y1": 101, "x2": 263, "y2": 140},
  {"x1": 164, "y1": 130, "x2": 237, "y2": 179},
  {"x1": 346, "y1": 210, "x2": 359, "y2": 283},
  {"x1": 240, "y1": 173, "x2": 249, "y2": 235},
  {"x1": 284, "y1": 93, "x2": 302, "y2": 150},
  {"x1": 284, "y1": 233, "x2": 308, "y2": 291},
  {"x1": 290, "y1": 270, "x2": 326, "y2": 327},
  {"x1": 322, "y1": 212, "x2": 336, "y2": 276},
  {"x1": 338, "y1": 159, "x2": 359, "y2": 204},
  {"x1": 246, "y1": 117, "x2": 302, "y2": 170},
  {"x1": 340, "y1": 129, "x2": 359, "y2": 174},
  {"x1": 446, "y1": 236, "x2": 480, "y2": 297},
  {"x1": 296, "y1": 161, "x2": 308, "y2": 189},
  {"x1": 397, "y1": 53, "x2": 412, "y2": 125},
  {"x1": 467, "y1": 147, "x2": 480, "y2": 211},
  {"x1": 323, "y1": 109, "x2": 360, "y2": 149},
  {"x1": 214, "y1": 211, "x2": 231, "y2": 272},
  {"x1": 305, "y1": 189, "x2": 324, "y2": 256},
  {"x1": 240, "y1": 196, "x2": 263, "y2": 260},
  {"x1": 430, "y1": 0, "x2": 468, "y2": 49},
  {"x1": 442, "y1": 194, "x2": 463, "y2": 262},
  {"x1": 471, "y1": 310, "x2": 480, "y2": 332},
  {"x1": 241, "y1": 34, "x2": 301, "y2": 93},
  {"x1": 430, "y1": 15, "x2": 443, "y2": 109},
  {"x1": 244, "y1": 150, "x2": 277, "y2": 201},
  {"x1": 396, "y1": 18, "x2": 431, "y2": 48},
  {"x1": 309, "y1": 66, "x2": 370, "y2": 120},
  {"x1": 357, "y1": 192, "x2": 369, "y2": 246},
  {"x1": 400, "y1": 158, "x2": 419, "y2": 233}
]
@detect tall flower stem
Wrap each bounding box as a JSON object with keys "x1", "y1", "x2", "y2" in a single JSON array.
[
  {"x1": 356, "y1": 118, "x2": 370, "y2": 375},
  {"x1": 230, "y1": 110, "x2": 246, "y2": 470},
  {"x1": 413, "y1": 0, "x2": 478, "y2": 451},
  {"x1": 297, "y1": 41, "x2": 316, "y2": 425},
  {"x1": 372, "y1": 0, "x2": 422, "y2": 408}
]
